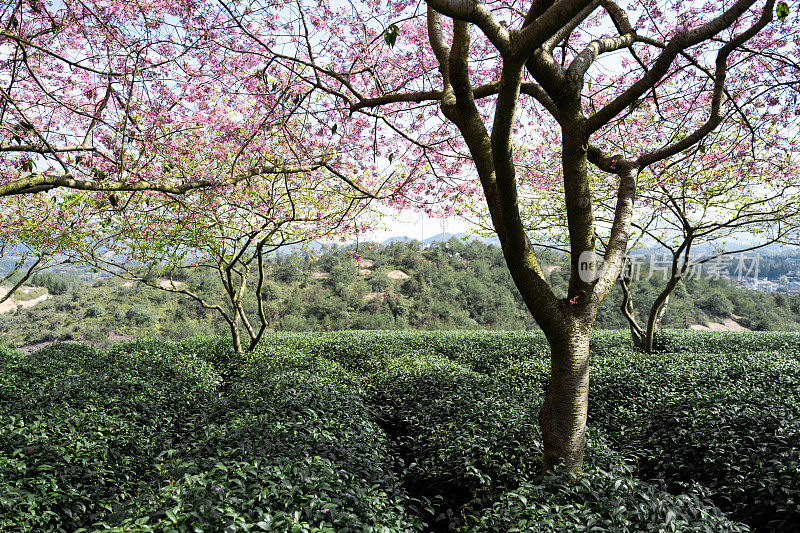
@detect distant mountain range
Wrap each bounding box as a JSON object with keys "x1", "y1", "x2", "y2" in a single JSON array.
[
  {"x1": 378, "y1": 232, "x2": 500, "y2": 246},
  {"x1": 377, "y1": 234, "x2": 799, "y2": 255},
  {"x1": 2, "y1": 233, "x2": 795, "y2": 264}
]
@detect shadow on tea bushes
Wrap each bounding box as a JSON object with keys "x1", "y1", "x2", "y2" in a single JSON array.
[{"x1": 364, "y1": 352, "x2": 544, "y2": 530}]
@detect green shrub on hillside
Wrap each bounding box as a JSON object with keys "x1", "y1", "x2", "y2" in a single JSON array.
[
  {"x1": 125, "y1": 306, "x2": 157, "y2": 325},
  {"x1": 30, "y1": 272, "x2": 77, "y2": 295},
  {"x1": 84, "y1": 304, "x2": 106, "y2": 317}
]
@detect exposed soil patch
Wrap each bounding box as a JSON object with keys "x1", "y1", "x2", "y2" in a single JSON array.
[
  {"x1": 387, "y1": 269, "x2": 410, "y2": 280},
  {"x1": 0, "y1": 286, "x2": 50, "y2": 314},
  {"x1": 157, "y1": 279, "x2": 185, "y2": 289},
  {"x1": 364, "y1": 291, "x2": 385, "y2": 300},
  {"x1": 0, "y1": 299, "x2": 16, "y2": 314},
  {"x1": 357, "y1": 259, "x2": 374, "y2": 268},
  {"x1": 17, "y1": 340, "x2": 57, "y2": 355},
  {"x1": 107, "y1": 330, "x2": 136, "y2": 342},
  {"x1": 689, "y1": 318, "x2": 750, "y2": 331},
  {"x1": 18, "y1": 331, "x2": 136, "y2": 354},
  {"x1": 17, "y1": 294, "x2": 50, "y2": 309}
]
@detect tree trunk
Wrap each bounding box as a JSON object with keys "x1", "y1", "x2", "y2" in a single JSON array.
[
  {"x1": 228, "y1": 318, "x2": 243, "y2": 354},
  {"x1": 539, "y1": 318, "x2": 592, "y2": 472},
  {"x1": 643, "y1": 293, "x2": 670, "y2": 352}
]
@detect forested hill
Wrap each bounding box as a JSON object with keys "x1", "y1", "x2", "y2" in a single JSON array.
[{"x1": 1, "y1": 238, "x2": 799, "y2": 349}]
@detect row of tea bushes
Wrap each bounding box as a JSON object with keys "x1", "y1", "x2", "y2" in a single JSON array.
[
  {"x1": 476, "y1": 464, "x2": 748, "y2": 533},
  {"x1": 284, "y1": 330, "x2": 553, "y2": 375},
  {"x1": 350, "y1": 351, "x2": 731, "y2": 533},
  {"x1": 245, "y1": 329, "x2": 800, "y2": 367},
  {"x1": 281, "y1": 330, "x2": 798, "y2": 531},
  {"x1": 0, "y1": 341, "x2": 418, "y2": 532},
  {"x1": 649, "y1": 330, "x2": 800, "y2": 354},
  {"x1": 120, "y1": 349, "x2": 418, "y2": 532},
  {"x1": 4, "y1": 330, "x2": 798, "y2": 531},
  {"x1": 0, "y1": 342, "x2": 220, "y2": 532},
  {"x1": 242, "y1": 332, "x2": 760, "y2": 531},
  {"x1": 586, "y1": 350, "x2": 800, "y2": 530}
]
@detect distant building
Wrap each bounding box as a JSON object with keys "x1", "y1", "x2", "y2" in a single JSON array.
[{"x1": 755, "y1": 279, "x2": 778, "y2": 293}]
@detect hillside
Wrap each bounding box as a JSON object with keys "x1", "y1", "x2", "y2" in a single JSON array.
[{"x1": 1, "y1": 238, "x2": 799, "y2": 349}]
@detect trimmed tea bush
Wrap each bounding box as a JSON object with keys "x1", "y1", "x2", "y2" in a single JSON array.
[
  {"x1": 590, "y1": 351, "x2": 800, "y2": 530},
  {"x1": 301, "y1": 330, "x2": 552, "y2": 375},
  {"x1": 1, "y1": 339, "x2": 420, "y2": 532},
  {"x1": 365, "y1": 352, "x2": 543, "y2": 528},
  {"x1": 176, "y1": 334, "x2": 237, "y2": 379},
  {"x1": 0, "y1": 342, "x2": 220, "y2": 532},
  {"x1": 475, "y1": 465, "x2": 748, "y2": 532}
]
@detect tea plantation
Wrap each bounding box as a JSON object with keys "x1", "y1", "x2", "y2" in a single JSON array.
[{"x1": 1, "y1": 331, "x2": 798, "y2": 532}]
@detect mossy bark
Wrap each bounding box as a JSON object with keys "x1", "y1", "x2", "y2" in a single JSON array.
[{"x1": 539, "y1": 320, "x2": 593, "y2": 471}]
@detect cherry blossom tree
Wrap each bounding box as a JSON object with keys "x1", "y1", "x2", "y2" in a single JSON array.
[
  {"x1": 0, "y1": 0, "x2": 397, "y2": 306},
  {"x1": 4, "y1": 0, "x2": 799, "y2": 472},
  {"x1": 68, "y1": 172, "x2": 378, "y2": 353},
  {"x1": 0, "y1": 0, "x2": 288, "y2": 298},
  {"x1": 0, "y1": 0, "x2": 408, "y2": 197},
  {"x1": 229, "y1": 0, "x2": 800, "y2": 470}
]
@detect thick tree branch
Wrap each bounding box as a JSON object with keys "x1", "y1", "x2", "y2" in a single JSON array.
[
  {"x1": 350, "y1": 80, "x2": 557, "y2": 115},
  {"x1": 593, "y1": 165, "x2": 637, "y2": 301},
  {"x1": 637, "y1": 1, "x2": 775, "y2": 167},
  {"x1": 544, "y1": 0, "x2": 601, "y2": 53},
  {"x1": 426, "y1": 0, "x2": 511, "y2": 55},
  {"x1": 0, "y1": 163, "x2": 324, "y2": 198},
  {"x1": 0, "y1": 144, "x2": 96, "y2": 153},
  {"x1": 514, "y1": 0, "x2": 595, "y2": 57},
  {"x1": 440, "y1": 16, "x2": 563, "y2": 328},
  {"x1": 567, "y1": 33, "x2": 637, "y2": 82},
  {"x1": 586, "y1": 0, "x2": 766, "y2": 135}
]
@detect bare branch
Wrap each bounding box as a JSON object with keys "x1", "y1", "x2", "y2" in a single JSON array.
[{"x1": 586, "y1": 0, "x2": 767, "y2": 135}]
